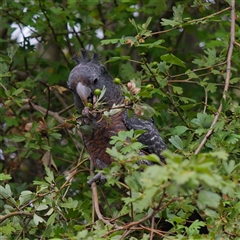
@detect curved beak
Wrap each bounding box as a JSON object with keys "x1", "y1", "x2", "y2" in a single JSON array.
[{"x1": 76, "y1": 82, "x2": 92, "y2": 106}]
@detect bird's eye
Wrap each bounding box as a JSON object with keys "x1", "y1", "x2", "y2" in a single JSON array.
[{"x1": 93, "y1": 78, "x2": 98, "y2": 84}]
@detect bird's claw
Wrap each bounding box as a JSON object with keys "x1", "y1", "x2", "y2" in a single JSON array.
[{"x1": 87, "y1": 172, "x2": 106, "y2": 186}]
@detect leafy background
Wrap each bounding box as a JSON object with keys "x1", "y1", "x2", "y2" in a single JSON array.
[{"x1": 0, "y1": 0, "x2": 239, "y2": 239}]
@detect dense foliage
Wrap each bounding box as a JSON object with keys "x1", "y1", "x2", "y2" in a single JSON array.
[{"x1": 0, "y1": 0, "x2": 239, "y2": 239}]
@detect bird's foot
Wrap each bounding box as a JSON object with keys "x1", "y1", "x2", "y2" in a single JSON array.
[{"x1": 87, "y1": 172, "x2": 106, "y2": 186}]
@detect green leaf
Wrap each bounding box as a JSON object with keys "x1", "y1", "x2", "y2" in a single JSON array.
[
  {"x1": 143, "y1": 154, "x2": 160, "y2": 164},
  {"x1": 161, "y1": 18, "x2": 179, "y2": 27},
  {"x1": 12, "y1": 88, "x2": 24, "y2": 96},
  {"x1": 0, "y1": 224, "x2": 16, "y2": 236},
  {"x1": 129, "y1": 18, "x2": 138, "y2": 31},
  {"x1": 125, "y1": 175, "x2": 140, "y2": 192},
  {"x1": 59, "y1": 198, "x2": 78, "y2": 208},
  {"x1": 191, "y1": 113, "x2": 214, "y2": 128},
  {"x1": 169, "y1": 135, "x2": 184, "y2": 150},
  {"x1": 46, "y1": 212, "x2": 57, "y2": 226},
  {"x1": 7, "y1": 45, "x2": 18, "y2": 60},
  {"x1": 144, "y1": 16, "x2": 152, "y2": 28},
  {"x1": 0, "y1": 173, "x2": 12, "y2": 181},
  {"x1": 19, "y1": 190, "x2": 35, "y2": 206},
  {"x1": 155, "y1": 76, "x2": 168, "y2": 88},
  {"x1": 35, "y1": 204, "x2": 48, "y2": 211},
  {"x1": 161, "y1": 54, "x2": 186, "y2": 68},
  {"x1": 172, "y1": 86, "x2": 183, "y2": 94},
  {"x1": 101, "y1": 39, "x2": 120, "y2": 45},
  {"x1": 139, "y1": 39, "x2": 166, "y2": 49},
  {"x1": 10, "y1": 134, "x2": 26, "y2": 142},
  {"x1": 209, "y1": 151, "x2": 228, "y2": 161},
  {"x1": 197, "y1": 190, "x2": 221, "y2": 209},
  {"x1": 226, "y1": 134, "x2": 240, "y2": 145},
  {"x1": 33, "y1": 213, "x2": 46, "y2": 225},
  {"x1": 0, "y1": 184, "x2": 14, "y2": 203},
  {"x1": 223, "y1": 160, "x2": 237, "y2": 175},
  {"x1": 172, "y1": 126, "x2": 189, "y2": 135},
  {"x1": 173, "y1": 5, "x2": 184, "y2": 23},
  {"x1": 230, "y1": 77, "x2": 240, "y2": 84},
  {"x1": 105, "y1": 56, "x2": 130, "y2": 63},
  {"x1": 44, "y1": 166, "x2": 55, "y2": 184},
  {"x1": 206, "y1": 83, "x2": 217, "y2": 93}
]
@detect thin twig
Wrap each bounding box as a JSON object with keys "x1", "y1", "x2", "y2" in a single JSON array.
[
  {"x1": 194, "y1": 1, "x2": 235, "y2": 155},
  {"x1": 169, "y1": 61, "x2": 227, "y2": 79},
  {"x1": 234, "y1": 41, "x2": 240, "y2": 47},
  {"x1": 203, "y1": 87, "x2": 208, "y2": 114},
  {"x1": 152, "y1": 7, "x2": 231, "y2": 36},
  {"x1": 150, "y1": 216, "x2": 155, "y2": 240}
]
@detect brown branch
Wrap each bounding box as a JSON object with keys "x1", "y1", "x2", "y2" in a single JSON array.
[
  {"x1": 194, "y1": 1, "x2": 235, "y2": 155},
  {"x1": 139, "y1": 224, "x2": 175, "y2": 240},
  {"x1": 0, "y1": 211, "x2": 34, "y2": 223},
  {"x1": 30, "y1": 102, "x2": 65, "y2": 124}
]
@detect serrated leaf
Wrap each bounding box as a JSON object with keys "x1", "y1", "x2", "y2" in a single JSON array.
[
  {"x1": 169, "y1": 135, "x2": 183, "y2": 150},
  {"x1": 226, "y1": 134, "x2": 240, "y2": 145},
  {"x1": 223, "y1": 160, "x2": 237, "y2": 175},
  {"x1": 172, "y1": 86, "x2": 183, "y2": 94},
  {"x1": 206, "y1": 83, "x2": 217, "y2": 93},
  {"x1": 191, "y1": 113, "x2": 214, "y2": 128},
  {"x1": 161, "y1": 18, "x2": 179, "y2": 27},
  {"x1": 209, "y1": 151, "x2": 229, "y2": 161},
  {"x1": 59, "y1": 198, "x2": 78, "y2": 208},
  {"x1": 173, "y1": 5, "x2": 184, "y2": 22},
  {"x1": 44, "y1": 166, "x2": 55, "y2": 184},
  {"x1": 0, "y1": 223, "x2": 16, "y2": 236}
]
